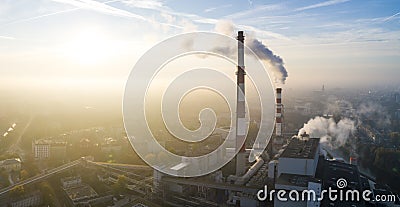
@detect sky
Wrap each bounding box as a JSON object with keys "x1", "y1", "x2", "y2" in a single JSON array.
[{"x1": 0, "y1": 0, "x2": 399, "y2": 91}]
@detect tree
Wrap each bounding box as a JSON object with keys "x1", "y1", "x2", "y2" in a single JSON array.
[
  {"x1": 0, "y1": 169, "x2": 9, "y2": 187},
  {"x1": 38, "y1": 182, "x2": 54, "y2": 205},
  {"x1": 113, "y1": 175, "x2": 127, "y2": 194},
  {"x1": 20, "y1": 169, "x2": 29, "y2": 180},
  {"x1": 23, "y1": 155, "x2": 39, "y2": 176},
  {"x1": 10, "y1": 185, "x2": 24, "y2": 198}
]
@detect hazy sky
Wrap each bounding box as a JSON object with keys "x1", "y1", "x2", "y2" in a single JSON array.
[{"x1": 0, "y1": 0, "x2": 399, "y2": 90}]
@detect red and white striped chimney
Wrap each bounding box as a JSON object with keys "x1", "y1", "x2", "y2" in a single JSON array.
[
  {"x1": 275, "y1": 88, "x2": 283, "y2": 136},
  {"x1": 236, "y1": 31, "x2": 246, "y2": 176}
]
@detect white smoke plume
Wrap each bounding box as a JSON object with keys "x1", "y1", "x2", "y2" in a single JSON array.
[
  {"x1": 298, "y1": 116, "x2": 355, "y2": 148},
  {"x1": 214, "y1": 20, "x2": 288, "y2": 85},
  {"x1": 323, "y1": 97, "x2": 391, "y2": 129},
  {"x1": 357, "y1": 102, "x2": 391, "y2": 128},
  {"x1": 247, "y1": 38, "x2": 288, "y2": 84}
]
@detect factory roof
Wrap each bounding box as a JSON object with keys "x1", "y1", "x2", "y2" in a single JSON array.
[
  {"x1": 276, "y1": 173, "x2": 321, "y2": 188},
  {"x1": 322, "y1": 160, "x2": 360, "y2": 190},
  {"x1": 280, "y1": 137, "x2": 320, "y2": 159},
  {"x1": 320, "y1": 160, "x2": 365, "y2": 206}
]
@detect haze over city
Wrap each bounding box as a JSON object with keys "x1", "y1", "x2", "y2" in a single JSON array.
[{"x1": 0, "y1": 1, "x2": 399, "y2": 207}]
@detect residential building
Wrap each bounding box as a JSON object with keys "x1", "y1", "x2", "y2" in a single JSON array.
[{"x1": 0, "y1": 158, "x2": 21, "y2": 172}]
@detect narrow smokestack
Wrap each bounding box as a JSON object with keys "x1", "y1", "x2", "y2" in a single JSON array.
[
  {"x1": 236, "y1": 31, "x2": 246, "y2": 176},
  {"x1": 275, "y1": 88, "x2": 283, "y2": 136}
]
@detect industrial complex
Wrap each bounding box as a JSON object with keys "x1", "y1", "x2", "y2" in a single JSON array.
[{"x1": 148, "y1": 31, "x2": 397, "y2": 207}]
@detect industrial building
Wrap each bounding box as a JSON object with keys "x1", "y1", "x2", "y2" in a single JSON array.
[
  {"x1": 270, "y1": 133, "x2": 322, "y2": 207},
  {"x1": 276, "y1": 135, "x2": 320, "y2": 177}
]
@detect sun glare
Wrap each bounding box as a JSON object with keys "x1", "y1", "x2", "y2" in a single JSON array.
[{"x1": 65, "y1": 28, "x2": 115, "y2": 65}]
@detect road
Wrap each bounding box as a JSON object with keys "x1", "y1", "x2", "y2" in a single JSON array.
[
  {"x1": 7, "y1": 116, "x2": 34, "y2": 159},
  {"x1": 0, "y1": 159, "x2": 81, "y2": 196},
  {"x1": 93, "y1": 162, "x2": 151, "y2": 170}
]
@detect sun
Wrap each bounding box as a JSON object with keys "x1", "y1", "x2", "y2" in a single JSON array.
[{"x1": 65, "y1": 28, "x2": 114, "y2": 65}]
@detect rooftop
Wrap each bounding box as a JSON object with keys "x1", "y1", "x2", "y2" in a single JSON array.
[
  {"x1": 276, "y1": 173, "x2": 321, "y2": 188},
  {"x1": 64, "y1": 184, "x2": 98, "y2": 202},
  {"x1": 0, "y1": 158, "x2": 21, "y2": 165},
  {"x1": 320, "y1": 159, "x2": 365, "y2": 207},
  {"x1": 10, "y1": 190, "x2": 41, "y2": 203},
  {"x1": 61, "y1": 176, "x2": 81, "y2": 183},
  {"x1": 322, "y1": 160, "x2": 360, "y2": 190},
  {"x1": 33, "y1": 139, "x2": 66, "y2": 145},
  {"x1": 280, "y1": 137, "x2": 320, "y2": 159}
]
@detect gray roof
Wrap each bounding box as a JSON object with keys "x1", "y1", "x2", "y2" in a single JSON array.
[{"x1": 280, "y1": 137, "x2": 320, "y2": 159}]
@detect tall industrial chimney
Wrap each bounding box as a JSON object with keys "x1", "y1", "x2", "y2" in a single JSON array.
[
  {"x1": 235, "y1": 31, "x2": 246, "y2": 176},
  {"x1": 275, "y1": 88, "x2": 283, "y2": 136}
]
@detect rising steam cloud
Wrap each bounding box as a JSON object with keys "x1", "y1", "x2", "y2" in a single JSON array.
[
  {"x1": 247, "y1": 39, "x2": 288, "y2": 84},
  {"x1": 298, "y1": 116, "x2": 355, "y2": 148},
  {"x1": 323, "y1": 98, "x2": 391, "y2": 129},
  {"x1": 357, "y1": 102, "x2": 391, "y2": 128},
  {"x1": 214, "y1": 20, "x2": 288, "y2": 85}
]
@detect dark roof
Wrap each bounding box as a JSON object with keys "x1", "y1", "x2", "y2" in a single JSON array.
[
  {"x1": 320, "y1": 160, "x2": 366, "y2": 207},
  {"x1": 276, "y1": 173, "x2": 321, "y2": 188},
  {"x1": 280, "y1": 137, "x2": 320, "y2": 159},
  {"x1": 322, "y1": 160, "x2": 360, "y2": 190}
]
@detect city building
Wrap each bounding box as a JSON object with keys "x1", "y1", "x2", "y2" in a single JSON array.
[
  {"x1": 32, "y1": 140, "x2": 49, "y2": 159},
  {"x1": 63, "y1": 183, "x2": 99, "y2": 205},
  {"x1": 61, "y1": 176, "x2": 82, "y2": 189},
  {"x1": 395, "y1": 109, "x2": 400, "y2": 120},
  {"x1": 0, "y1": 158, "x2": 21, "y2": 172},
  {"x1": 10, "y1": 190, "x2": 42, "y2": 207},
  {"x1": 61, "y1": 175, "x2": 113, "y2": 206},
  {"x1": 32, "y1": 139, "x2": 67, "y2": 160}
]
